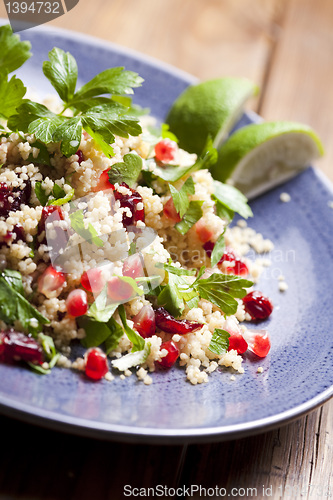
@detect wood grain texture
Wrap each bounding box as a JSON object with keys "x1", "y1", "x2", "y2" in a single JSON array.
[
  {"x1": 0, "y1": 1, "x2": 331, "y2": 498},
  {"x1": 259, "y1": 0, "x2": 333, "y2": 179}
]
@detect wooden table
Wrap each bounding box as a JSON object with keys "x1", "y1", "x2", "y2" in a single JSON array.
[{"x1": 0, "y1": 0, "x2": 332, "y2": 498}]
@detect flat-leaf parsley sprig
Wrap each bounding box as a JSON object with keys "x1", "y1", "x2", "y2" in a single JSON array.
[{"x1": 7, "y1": 47, "x2": 144, "y2": 157}]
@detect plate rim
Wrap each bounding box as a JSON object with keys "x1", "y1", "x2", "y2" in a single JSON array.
[{"x1": 0, "y1": 22, "x2": 331, "y2": 443}]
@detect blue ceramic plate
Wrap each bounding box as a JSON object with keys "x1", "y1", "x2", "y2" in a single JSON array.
[{"x1": 0, "y1": 25, "x2": 332, "y2": 443}]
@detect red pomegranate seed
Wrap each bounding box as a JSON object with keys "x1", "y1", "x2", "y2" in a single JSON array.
[
  {"x1": 66, "y1": 289, "x2": 88, "y2": 317},
  {"x1": 133, "y1": 304, "x2": 155, "y2": 338},
  {"x1": 218, "y1": 248, "x2": 249, "y2": 276},
  {"x1": 85, "y1": 347, "x2": 108, "y2": 380},
  {"x1": 242, "y1": 329, "x2": 271, "y2": 357},
  {"x1": 122, "y1": 254, "x2": 144, "y2": 279},
  {"x1": 155, "y1": 307, "x2": 203, "y2": 335},
  {"x1": 76, "y1": 149, "x2": 84, "y2": 164},
  {"x1": 0, "y1": 329, "x2": 44, "y2": 365},
  {"x1": 223, "y1": 319, "x2": 248, "y2": 354},
  {"x1": 38, "y1": 265, "x2": 65, "y2": 297},
  {"x1": 157, "y1": 340, "x2": 180, "y2": 368},
  {"x1": 114, "y1": 183, "x2": 145, "y2": 227},
  {"x1": 80, "y1": 268, "x2": 105, "y2": 294},
  {"x1": 107, "y1": 276, "x2": 135, "y2": 303},
  {"x1": 154, "y1": 139, "x2": 178, "y2": 163},
  {"x1": 243, "y1": 291, "x2": 273, "y2": 320},
  {"x1": 195, "y1": 219, "x2": 213, "y2": 243},
  {"x1": 94, "y1": 168, "x2": 115, "y2": 192},
  {"x1": 163, "y1": 197, "x2": 181, "y2": 223}
]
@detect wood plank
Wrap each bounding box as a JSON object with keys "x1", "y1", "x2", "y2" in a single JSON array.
[
  {"x1": 46, "y1": 0, "x2": 281, "y2": 99},
  {"x1": 180, "y1": 401, "x2": 333, "y2": 500},
  {"x1": 259, "y1": 0, "x2": 333, "y2": 180}
]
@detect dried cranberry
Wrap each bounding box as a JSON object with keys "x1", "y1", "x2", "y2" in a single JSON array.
[
  {"x1": 243, "y1": 291, "x2": 273, "y2": 320},
  {"x1": 157, "y1": 340, "x2": 180, "y2": 368},
  {"x1": 155, "y1": 307, "x2": 203, "y2": 335},
  {"x1": 114, "y1": 183, "x2": 145, "y2": 227},
  {"x1": 0, "y1": 329, "x2": 44, "y2": 365},
  {"x1": 76, "y1": 150, "x2": 84, "y2": 164},
  {"x1": 37, "y1": 205, "x2": 68, "y2": 257},
  {"x1": 0, "y1": 180, "x2": 31, "y2": 218},
  {"x1": 0, "y1": 224, "x2": 25, "y2": 247},
  {"x1": 133, "y1": 305, "x2": 155, "y2": 338},
  {"x1": 38, "y1": 205, "x2": 64, "y2": 234}
]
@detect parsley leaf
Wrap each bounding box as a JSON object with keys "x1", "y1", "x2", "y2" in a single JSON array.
[
  {"x1": 194, "y1": 273, "x2": 253, "y2": 316},
  {"x1": 175, "y1": 200, "x2": 203, "y2": 235},
  {"x1": 0, "y1": 74, "x2": 26, "y2": 119},
  {"x1": 208, "y1": 329, "x2": 230, "y2": 355},
  {"x1": 53, "y1": 116, "x2": 82, "y2": 156},
  {"x1": 79, "y1": 316, "x2": 114, "y2": 349},
  {"x1": 118, "y1": 304, "x2": 145, "y2": 352},
  {"x1": 210, "y1": 231, "x2": 226, "y2": 267},
  {"x1": 215, "y1": 198, "x2": 234, "y2": 223},
  {"x1": 0, "y1": 269, "x2": 49, "y2": 331},
  {"x1": 48, "y1": 187, "x2": 74, "y2": 206},
  {"x1": 104, "y1": 317, "x2": 124, "y2": 355},
  {"x1": 69, "y1": 209, "x2": 104, "y2": 247},
  {"x1": 107, "y1": 153, "x2": 143, "y2": 187},
  {"x1": 34, "y1": 181, "x2": 49, "y2": 206},
  {"x1": 213, "y1": 180, "x2": 253, "y2": 219},
  {"x1": 43, "y1": 48, "x2": 78, "y2": 104},
  {"x1": 0, "y1": 25, "x2": 32, "y2": 74},
  {"x1": 169, "y1": 176, "x2": 195, "y2": 218}
]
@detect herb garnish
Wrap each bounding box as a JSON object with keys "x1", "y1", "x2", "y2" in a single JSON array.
[{"x1": 208, "y1": 329, "x2": 230, "y2": 355}]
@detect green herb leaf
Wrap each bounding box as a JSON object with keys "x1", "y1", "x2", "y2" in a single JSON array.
[
  {"x1": 213, "y1": 180, "x2": 253, "y2": 219},
  {"x1": 28, "y1": 141, "x2": 51, "y2": 166},
  {"x1": 163, "y1": 262, "x2": 196, "y2": 277},
  {"x1": 175, "y1": 200, "x2": 203, "y2": 235},
  {"x1": 112, "y1": 341, "x2": 150, "y2": 371},
  {"x1": 107, "y1": 153, "x2": 143, "y2": 187},
  {"x1": 0, "y1": 74, "x2": 26, "y2": 119},
  {"x1": 34, "y1": 181, "x2": 49, "y2": 206},
  {"x1": 194, "y1": 273, "x2": 253, "y2": 316},
  {"x1": 169, "y1": 176, "x2": 195, "y2": 218},
  {"x1": 71, "y1": 67, "x2": 144, "y2": 104},
  {"x1": 210, "y1": 231, "x2": 226, "y2": 267},
  {"x1": 43, "y1": 48, "x2": 78, "y2": 103},
  {"x1": 84, "y1": 125, "x2": 114, "y2": 158},
  {"x1": 0, "y1": 270, "x2": 49, "y2": 331},
  {"x1": 104, "y1": 317, "x2": 124, "y2": 355},
  {"x1": 69, "y1": 209, "x2": 104, "y2": 247},
  {"x1": 53, "y1": 116, "x2": 82, "y2": 156},
  {"x1": 38, "y1": 333, "x2": 60, "y2": 368},
  {"x1": 0, "y1": 25, "x2": 32, "y2": 74},
  {"x1": 118, "y1": 304, "x2": 145, "y2": 352},
  {"x1": 214, "y1": 198, "x2": 234, "y2": 223},
  {"x1": 79, "y1": 316, "x2": 114, "y2": 349},
  {"x1": 208, "y1": 329, "x2": 230, "y2": 355},
  {"x1": 87, "y1": 286, "x2": 119, "y2": 322},
  {"x1": 48, "y1": 187, "x2": 74, "y2": 206}
]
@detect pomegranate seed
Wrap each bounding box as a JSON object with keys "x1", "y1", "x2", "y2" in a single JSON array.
[
  {"x1": 0, "y1": 329, "x2": 44, "y2": 365},
  {"x1": 107, "y1": 276, "x2": 135, "y2": 303},
  {"x1": 133, "y1": 304, "x2": 155, "y2": 338},
  {"x1": 114, "y1": 183, "x2": 145, "y2": 227},
  {"x1": 163, "y1": 197, "x2": 181, "y2": 222},
  {"x1": 76, "y1": 149, "x2": 84, "y2": 164},
  {"x1": 155, "y1": 307, "x2": 203, "y2": 335},
  {"x1": 80, "y1": 268, "x2": 105, "y2": 294},
  {"x1": 122, "y1": 254, "x2": 144, "y2": 279},
  {"x1": 223, "y1": 319, "x2": 248, "y2": 354},
  {"x1": 242, "y1": 329, "x2": 271, "y2": 357},
  {"x1": 94, "y1": 168, "x2": 115, "y2": 192},
  {"x1": 85, "y1": 347, "x2": 108, "y2": 380},
  {"x1": 66, "y1": 289, "x2": 88, "y2": 317},
  {"x1": 218, "y1": 248, "x2": 249, "y2": 276},
  {"x1": 243, "y1": 291, "x2": 273, "y2": 320},
  {"x1": 195, "y1": 219, "x2": 213, "y2": 243},
  {"x1": 157, "y1": 340, "x2": 180, "y2": 368},
  {"x1": 38, "y1": 265, "x2": 65, "y2": 297},
  {"x1": 154, "y1": 139, "x2": 178, "y2": 163}
]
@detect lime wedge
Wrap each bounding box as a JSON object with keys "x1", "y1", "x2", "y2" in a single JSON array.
[
  {"x1": 166, "y1": 77, "x2": 259, "y2": 155},
  {"x1": 210, "y1": 121, "x2": 324, "y2": 199}
]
